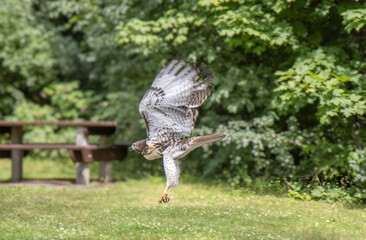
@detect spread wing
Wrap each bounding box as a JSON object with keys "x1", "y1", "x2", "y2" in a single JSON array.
[
  {"x1": 139, "y1": 59, "x2": 214, "y2": 141},
  {"x1": 162, "y1": 153, "x2": 180, "y2": 188}
]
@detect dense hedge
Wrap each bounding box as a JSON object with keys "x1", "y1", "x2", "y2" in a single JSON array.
[{"x1": 1, "y1": 0, "x2": 366, "y2": 202}]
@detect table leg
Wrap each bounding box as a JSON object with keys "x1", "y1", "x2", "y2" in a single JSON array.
[
  {"x1": 99, "y1": 161, "x2": 112, "y2": 183},
  {"x1": 99, "y1": 135, "x2": 112, "y2": 183},
  {"x1": 11, "y1": 127, "x2": 23, "y2": 182},
  {"x1": 76, "y1": 162, "x2": 90, "y2": 184},
  {"x1": 75, "y1": 127, "x2": 90, "y2": 184}
]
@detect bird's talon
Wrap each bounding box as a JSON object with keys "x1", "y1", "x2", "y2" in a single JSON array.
[{"x1": 158, "y1": 193, "x2": 170, "y2": 204}]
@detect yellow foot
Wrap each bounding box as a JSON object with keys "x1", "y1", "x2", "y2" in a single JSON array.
[{"x1": 158, "y1": 193, "x2": 170, "y2": 204}]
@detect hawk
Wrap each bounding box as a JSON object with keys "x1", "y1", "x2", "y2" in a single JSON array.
[{"x1": 131, "y1": 59, "x2": 226, "y2": 203}]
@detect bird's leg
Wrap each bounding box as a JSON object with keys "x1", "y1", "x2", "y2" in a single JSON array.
[{"x1": 158, "y1": 186, "x2": 170, "y2": 203}]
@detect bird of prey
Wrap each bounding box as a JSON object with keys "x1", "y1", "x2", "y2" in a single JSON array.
[{"x1": 131, "y1": 59, "x2": 226, "y2": 203}]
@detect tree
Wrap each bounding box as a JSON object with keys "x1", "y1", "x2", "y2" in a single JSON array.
[{"x1": 1, "y1": 0, "x2": 366, "y2": 202}]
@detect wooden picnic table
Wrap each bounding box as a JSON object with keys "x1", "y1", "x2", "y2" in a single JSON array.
[{"x1": 0, "y1": 120, "x2": 130, "y2": 184}]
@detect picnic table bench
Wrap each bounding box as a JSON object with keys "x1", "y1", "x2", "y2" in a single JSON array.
[{"x1": 0, "y1": 120, "x2": 130, "y2": 184}]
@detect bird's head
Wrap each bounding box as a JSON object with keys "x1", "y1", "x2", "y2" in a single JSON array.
[{"x1": 130, "y1": 139, "x2": 148, "y2": 154}]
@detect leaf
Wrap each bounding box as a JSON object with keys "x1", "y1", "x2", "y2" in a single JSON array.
[
  {"x1": 349, "y1": 94, "x2": 361, "y2": 102},
  {"x1": 342, "y1": 9, "x2": 366, "y2": 33},
  {"x1": 332, "y1": 89, "x2": 344, "y2": 97},
  {"x1": 342, "y1": 108, "x2": 354, "y2": 118},
  {"x1": 325, "y1": 110, "x2": 337, "y2": 117},
  {"x1": 311, "y1": 186, "x2": 325, "y2": 198},
  {"x1": 308, "y1": 72, "x2": 327, "y2": 82},
  {"x1": 332, "y1": 74, "x2": 351, "y2": 83}
]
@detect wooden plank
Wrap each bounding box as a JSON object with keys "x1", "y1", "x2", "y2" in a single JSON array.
[
  {"x1": 81, "y1": 149, "x2": 94, "y2": 163},
  {"x1": 69, "y1": 147, "x2": 127, "y2": 162},
  {"x1": 84, "y1": 127, "x2": 116, "y2": 136},
  {"x1": 0, "y1": 127, "x2": 11, "y2": 134},
  {"x1": 2, "y1": 144, "x2": 129, "y2": 161},
  {"x1": 68, "y1": 149, "x2": 81, "y2": 162},
  {"x1": 92, "y1": 147, "x2": 127, "y2": 161},
  {"x1": 0, "y1": 143, "x2": 130, "y2": 151},
  {"x1": 0, "y1": 143, "x2": 130, "y2": 150},
  {"x1": 0, "y1": 120, "x2": 128, "y2": 127},
  {"x1": 0, "y1": 151, "x2": 10, "y2": 158}
]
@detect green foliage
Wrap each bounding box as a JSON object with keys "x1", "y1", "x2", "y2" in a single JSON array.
[
  {"x1": 274, "y1": 48, "x2": 366, "y2": 124},
  {"x1": 286, "y1": 180, "x2": 366, "y2": 204},
  {"x1": 196, "y1": 114, "x2": 301, "y2": 185},
  {"x1": 6, "y1": 82, "x2": 97, "y2": 122},
  {"x1": 0, "y1": 0, "x2": 56, "y2": 116},
  {"x1": 342, "y1": 8, "x2": 366, "y2": 32},
  {"x1": 212, "y1": 2, "x2": 298, "y2": 54},
  {"x1": 1, "y1": 0, "x2": 366, "y2": 203}
]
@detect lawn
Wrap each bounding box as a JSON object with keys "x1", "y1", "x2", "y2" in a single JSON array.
[{"x1": 0, "y1": 159, "x2": 365, "y2": 240}]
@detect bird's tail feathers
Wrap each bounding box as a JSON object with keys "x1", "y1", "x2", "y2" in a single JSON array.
[
  {"x1": 177, "y1": 133, "x2": 226, "y2": 159},
  {"x1": 189, "y1": 133, "x2": 226, "y2": 145}
]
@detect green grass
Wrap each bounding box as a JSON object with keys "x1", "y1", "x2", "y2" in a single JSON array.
[
  {"x1": 0, "y1": 158, "x2": 100, "y2": 181},
  {"x1": 0, "y1": 159, "x2": 365, "y2": 239}
]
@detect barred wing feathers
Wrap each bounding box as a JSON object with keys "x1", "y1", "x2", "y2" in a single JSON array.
[{"x1": 139, "y1": 59, "x2": 214, "y2": 140}]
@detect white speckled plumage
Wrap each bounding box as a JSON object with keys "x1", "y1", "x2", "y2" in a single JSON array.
[{"x1": 132, "y1": 59, "x2": 226, "y2": 203}]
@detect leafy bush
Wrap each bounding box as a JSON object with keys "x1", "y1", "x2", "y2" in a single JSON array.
[
  {"x1": 1, "y1": 0, "x2": 366, "y2": 203},
  {"x1": 286, "y1": 180, "x2": 366, "y2": 204}
]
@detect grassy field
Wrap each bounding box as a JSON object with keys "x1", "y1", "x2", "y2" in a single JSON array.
[{"x1": 0, "y1": 159, "x2": 365, "y2": 240}]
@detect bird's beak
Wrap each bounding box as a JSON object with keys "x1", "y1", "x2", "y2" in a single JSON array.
[{"x1": 129, "y1": 145, "x2": 135, "y2": 152}]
